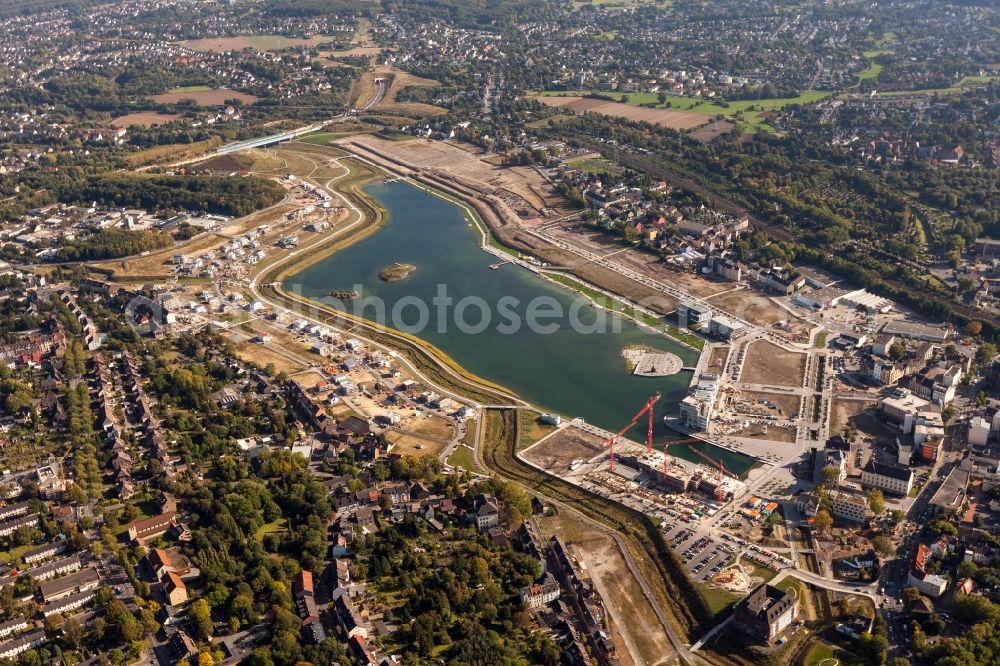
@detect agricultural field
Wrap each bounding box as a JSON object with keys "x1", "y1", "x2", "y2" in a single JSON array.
[
  {"x1": 111, "y1": 111, "x2": 182, "y2": 128},
  {"x1": 535, "y1": 95, "x2": 709, "y2": 130},
  {"x1": 689, "y1": 120, "x2": 737, "y2": 142},
  {"x1": 179, "y1": 34, "x2": 337, "y2": 52},
  {"x1": 539, "y1": 89, "x2": 830, "y2": 130},
  {"x1": 149, "y1": 88, "x2": 258, "y2": 106}
]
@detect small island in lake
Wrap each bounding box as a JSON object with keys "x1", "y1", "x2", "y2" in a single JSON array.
[
  {"x1": 330, "y1": 289, "x2": 359, "y2": 301},
  {"x1": 379, "y1": 262, "x2": 416, "y2": 282}
]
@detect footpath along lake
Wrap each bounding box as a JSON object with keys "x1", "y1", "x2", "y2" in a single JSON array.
[{"x1": 286, "y1": 181, "x2": 757, "y2": 476}]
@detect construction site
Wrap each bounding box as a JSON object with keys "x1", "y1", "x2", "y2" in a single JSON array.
[{"x1": 521, "y1": 393, "x2": 749, "y2": 524}]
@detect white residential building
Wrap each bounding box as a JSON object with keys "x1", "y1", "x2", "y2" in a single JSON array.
[{"x1": 861, "y1": 460, "x2": 914, "y2": 496}]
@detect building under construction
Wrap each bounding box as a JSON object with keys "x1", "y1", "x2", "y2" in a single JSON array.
[{"x1": 623, "y1": 451, "x2": 746, "y2": 501}]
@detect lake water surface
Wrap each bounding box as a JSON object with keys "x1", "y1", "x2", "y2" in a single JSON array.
[{"x1": 286, "y1": 181, "x2": 756, "y2": 476}]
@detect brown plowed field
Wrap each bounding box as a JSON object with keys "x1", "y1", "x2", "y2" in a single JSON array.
[
  {"x1": 535, "y1": 96, "x2": 709, "y2": 130},
  {"x1": 149, "y1": 89, "x2": 258, "y2": 106}
]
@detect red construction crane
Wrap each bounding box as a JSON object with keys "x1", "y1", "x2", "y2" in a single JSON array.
[
  {"x1": 606, "y1": 393, "x2": 661, "y2": 472},
  {"x1": 690, "y1": 446, "x2": 735, "y2": 502},
  {"x1": 661, "y1": 437, "x2": 702, "y2": 485}
]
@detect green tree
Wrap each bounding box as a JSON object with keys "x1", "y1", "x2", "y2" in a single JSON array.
[
  {"x1": 976, "y1": 343, "x2": 997, "y2": 365},
  {"x1": 821, "y1": 465, "x2": 842, "y2": 487},
  {"x1": 189, "y1": 598, "x2": 214, "y2": 640},
  {"x1": 814, "y1": 509, "x2": 833, "y2": 534},
  {"x1": 953, "y1": 594, "x2": 1000, "y2": 625},
  {"x1": 866, "y1": 488, "x2": 885, "y2": 515},
  {"x1": 872, "y1": 536, "x2": 895, "y2": 557}
]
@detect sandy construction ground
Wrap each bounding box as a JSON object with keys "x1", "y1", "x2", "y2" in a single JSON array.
[
  {"x1": 706, "y1": 346, "x2": 730, "y2": 374},
  {"x1": 98, "y1": 201, "x2": 298, "y2": 279},
  {"x1": 522, "y1": 426, "x2": 607, "y2": 475},
  {"x1": 150, "y1": 89, "x2": 258, "y2": 106},
  {"x1": 384, "y1": 413, "x2": 455, "y2": 458},
  {"x1": 112, "y1": 112, "x2": 182, "y2": 128},
  {"x1": 740, "y1": 341, "x2": 807, "y2": 387},
  {"x1": 345, "y1": 135, "x2": 571, "y2": 215},
  {"x1": 706, "y1": 286, "x2": 794, "y2": 328},
  {"x1": 734, "y1": 390, "x2": 801, "y2": 418},
  {"x1": 535, "y1": 511, "x2": 676, "y2": 666},
  {"x1": 535, "y1": 95, "x2": 709, "y2": 130},
  {"x1": 830, "y1": 398, "x2": 876, "y2": 435}
]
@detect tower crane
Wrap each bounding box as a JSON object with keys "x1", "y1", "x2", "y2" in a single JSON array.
[
  {"x1": 660, "y1": 436, "x2": 702, "y2": 485},
  {"x1": 690, "y1": 447, "x2": 735, "y2": 503},
  {"x1": 605, "y1": 393, "x2": 660, "y2": 473}
]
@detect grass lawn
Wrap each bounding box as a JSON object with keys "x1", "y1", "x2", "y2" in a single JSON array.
[
  {"x1": 527, "y1": 113, "x2": 573, "y2": 128},
  {"x1": 244, "y1": 34, "x2": 334, "y2": 50},
  {"x1": 540, "y1": 89, "x2": 831, "y2": 116},
  {"x1": 804, "y1": 638, "x2": 867, "y2": 666},
  {"x1": 567, "y1": 156, "x2": 623, "y2": 175},
  {"x1": 858, "y1": 62, "x2": 883, "y2": 81},
  {"x1": 0, "y1": 544, "x2": 34, "y2": 565},
  {"x1": 878, "y1": 76, "x2": 1000, "y2": 98},
  {"x1": 775, "y1": 575, "x2": 819, "y2": 621},
  {"x1": 518, "y1": 410, "x2": 558, "y2": 450},
  {"x1": 711, "y1": 622, "x2": 814, "y2": 666},
  {"x1": 298, "y1": 131, "x2": 337, "y2": 145},
  {"x1": 168, "y1": 85, "x2": 212, "y2": 94},
  {"x1": 254, "y1": 518, "x2": 288, "y2": 540},
  {"x1": 447, "y1": 446, "x2": 478, "y2": 472},
  {"x1": 746, "y1": 562, "x2": 779, "y2": 582},
  {"x1": 815, "y1": 331, "x2": 828, "y2": 348},
  {"x1": 697, "y1": 583, "x2": 743, "y2": 615},
  {"x1": 804, "y1": 640, "x2": 836, "y2": 666},
  {"x1": 112, "y1": 500, "x2": 158, "y2": 536}
]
